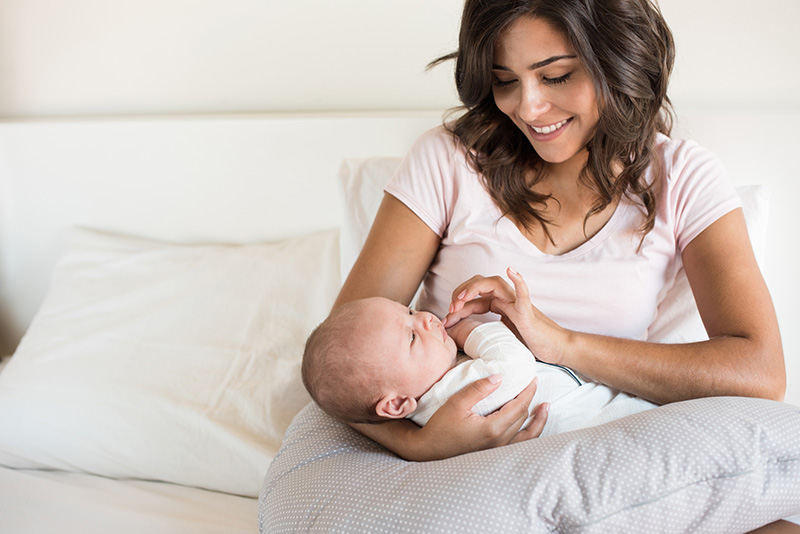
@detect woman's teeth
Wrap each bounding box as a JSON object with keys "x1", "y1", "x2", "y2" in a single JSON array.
[{"x1": 532, "y1": 119, "x2": 568, "y2": 134}]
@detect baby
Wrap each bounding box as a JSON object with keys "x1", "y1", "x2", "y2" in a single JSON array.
[{"x1": 302, "y1": 296, "x2": 656, "y2": 435}]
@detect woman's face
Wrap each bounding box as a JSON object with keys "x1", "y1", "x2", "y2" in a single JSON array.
[{"x1": 492, "y1": 16, "x2": 600, "y2": 169}]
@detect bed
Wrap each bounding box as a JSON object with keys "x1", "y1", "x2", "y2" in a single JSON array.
[{"x1": 0, "y1": 110, "x2": 798, "y2": 533}]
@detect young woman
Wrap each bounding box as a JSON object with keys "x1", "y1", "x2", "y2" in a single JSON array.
[{"x1": 333, "y1": 0, "x2": 785, "y2": 464}]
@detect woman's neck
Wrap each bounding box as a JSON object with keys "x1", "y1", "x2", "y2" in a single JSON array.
[{"x1": 520, "y1": 153, "x2": 622, "y2": 255}]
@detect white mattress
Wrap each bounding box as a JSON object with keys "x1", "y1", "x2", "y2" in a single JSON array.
[{"x1": 0, "y1": 466, "x2": 258, "y2": 533}]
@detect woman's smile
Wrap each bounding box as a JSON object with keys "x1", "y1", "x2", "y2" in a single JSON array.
[{"x1": 529, "y1": 117, "x2": 572, "y2": 135}]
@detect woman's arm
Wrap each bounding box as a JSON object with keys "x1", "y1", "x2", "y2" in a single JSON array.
[
  {"x1": 566, "y1": 208, "x2": 784, "y2": 404},
  {"x1": 334, "y1": 194, "x2": 439, "y2": 309},
  {"x1": 447, "y1": 209, "x2": 785, "y2": 405},
  {"x1": 336, "y1": 193, "x2": 547, "y2": 460}
]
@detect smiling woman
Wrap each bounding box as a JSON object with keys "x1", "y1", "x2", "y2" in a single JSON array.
[
  {"x1": 335, "y1": 0, "x2": 786, "y2": 479},
  {"x1": 305, "y1": 3, "x2": 797, "y2": 530}
]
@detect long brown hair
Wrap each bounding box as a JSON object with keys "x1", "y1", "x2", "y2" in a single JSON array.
[{"x1": 431, "y1": 0, "x2": 675, "y2": 243}]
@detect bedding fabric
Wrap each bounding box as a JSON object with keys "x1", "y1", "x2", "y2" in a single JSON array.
[
  {"x1": 0, "y1": 466, "x2": 258, "y2": 534},
  {"x1": 260, "y1": 397, "x2": 800, "y2": 533},
  {"x1": 0, "y1": 227, "x2": 340, "y2": 497}
]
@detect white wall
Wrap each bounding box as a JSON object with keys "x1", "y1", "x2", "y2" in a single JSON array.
[{"x1": 0, "y1": 0, "x2": 798, "y2": 117}]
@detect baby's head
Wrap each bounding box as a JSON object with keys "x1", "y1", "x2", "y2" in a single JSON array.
[{"x1": 302, "y1": 297, "x2": 458, "y2": 424}]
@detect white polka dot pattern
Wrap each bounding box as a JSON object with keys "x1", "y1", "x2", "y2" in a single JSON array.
[{"x1": 260, "y1": 397, "x2": 800, "y2": 533}]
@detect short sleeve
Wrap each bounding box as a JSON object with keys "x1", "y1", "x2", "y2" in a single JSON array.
[
  {"x1": 664, "y1": 138, "x2": 742, "y2": 253},
  {"x1": 384, "y1": 126, "x2": 461, "y2": 238}
]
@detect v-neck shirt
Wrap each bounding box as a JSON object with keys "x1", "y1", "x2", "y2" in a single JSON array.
[{"x1": 385, "y1": 126, "x2": 740, "y2": 341}]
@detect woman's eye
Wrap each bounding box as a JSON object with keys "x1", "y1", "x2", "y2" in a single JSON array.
[
  {"x1": 543, "y1": 73, "x2": 571, "y2": 86},
  {"x1": 492, "y1": 78, "x2": 516, "y2": 88}
]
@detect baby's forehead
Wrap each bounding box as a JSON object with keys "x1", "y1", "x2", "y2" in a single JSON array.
[
  {"x1": 354, "y1": 298, "x2": 407, "y2": 340},
  {"x1": 357, "y1": 297, "x2": 406, "y2": 317}
]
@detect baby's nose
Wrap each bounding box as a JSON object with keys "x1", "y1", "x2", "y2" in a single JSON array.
[{"x1": 420, "y1": 313, "x2": 435, "y2": 330}]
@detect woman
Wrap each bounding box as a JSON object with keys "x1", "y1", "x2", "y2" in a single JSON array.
[{"x1": 333, "y1": 0, "x2": 785, "y2": 463}]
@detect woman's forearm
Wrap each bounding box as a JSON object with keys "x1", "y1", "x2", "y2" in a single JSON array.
[
  {"x1": 562, "y1": 331, "x2": 786, "y2": 405},
  {"x1": 350, "y1": 419, "x2": 429, "y2": 461},
  {"x1": 525, "y1": 211, "x2": 785, "y2": 405}
]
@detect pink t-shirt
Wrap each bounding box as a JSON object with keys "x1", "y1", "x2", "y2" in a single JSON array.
[{"x1": 385, "y1": 126, "x2": 741, "y2": 341}]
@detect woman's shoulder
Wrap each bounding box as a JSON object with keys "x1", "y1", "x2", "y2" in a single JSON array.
[
  {"x1": 651, "y1": 133, "x2": 740, "y2": 249},
  {"x1": 654, "y1": 132, "x2": 726, "y2": 184},
  {"x1": 410, "y1": 123, "x2": 467, "y2": 156},
  {"x1": 400, "y1": 124, "x2": 477, "y2": 181}
]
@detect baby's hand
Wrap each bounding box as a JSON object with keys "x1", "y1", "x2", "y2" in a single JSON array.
[{"x1": 446, "y1": 318, "x2": 482, "y2": 349}]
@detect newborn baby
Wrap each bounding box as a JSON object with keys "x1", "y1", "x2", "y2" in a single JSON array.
[{"x1": 302, "y1": 295, "x2": 655, "y2": 436}]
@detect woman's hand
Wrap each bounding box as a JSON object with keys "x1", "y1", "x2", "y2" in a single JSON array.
[
  {"x1": 416, "y1": 375, "x2": 549, "y2": 460},
  {"x1": 444, "y1": 267, "x2": 569, "y2": 365},
  {"x1": 354, "y1": 375, "x2": 549, "y2": 461}
]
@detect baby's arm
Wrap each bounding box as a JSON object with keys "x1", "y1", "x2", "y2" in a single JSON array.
[
  {"x1": 463, "y1": 322, "x2": 536, "y2": 365},
  {"x1": 446, "y1": 318, "x2": 482, "y2": 349}
]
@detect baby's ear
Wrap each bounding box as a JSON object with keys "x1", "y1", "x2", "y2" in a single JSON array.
[{"x1": 375, "y1": 394, "x2": 417, "y2": 419}]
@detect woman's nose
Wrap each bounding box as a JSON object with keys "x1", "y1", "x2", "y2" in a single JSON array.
[{"x1": 519, "y1": 84, "x2": 550, "y2": 122}]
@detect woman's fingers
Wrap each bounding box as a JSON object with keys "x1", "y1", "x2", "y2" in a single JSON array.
[
  {"x1": 507, "y1": 267, "x2": 531, "y2": 303},
  {"x1": 448, "y1": 275, "x2": 515, "y2": 317},
  {"x1": 416, "y1": 375, "x2": 507, "y2": 459},
  {"x1": 510, "y1": 402, "x2": 549, "y2": 443},
  {"x1": 449, "y1": 373, "x2": 504, "y2": 410},
  {"x1": 483, "y1": 377, "x2": 539, "y2": 445},
  {"x1": 420, "y1": 376, "x2": 545, "y2": 459},
  {"x1": 444, "y1": 296, "x2": 493, "y2": 327}
]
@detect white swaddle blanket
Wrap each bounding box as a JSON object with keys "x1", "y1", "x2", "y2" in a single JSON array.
[{"x1": 409, "y1": 322, "x2": 656, "y2": 436}]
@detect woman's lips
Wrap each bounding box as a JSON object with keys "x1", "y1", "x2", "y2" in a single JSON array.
[
  {"x1": 527, "y1": 117, "x2": 572, "y2": 140},
  {"x1": 531, "y1": 118, "x2": 570, "y2": 134}
]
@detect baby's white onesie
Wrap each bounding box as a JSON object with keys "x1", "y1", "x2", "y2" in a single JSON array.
[{"x1": 409, "y1": 322, "x2": 657, "y2": 437}]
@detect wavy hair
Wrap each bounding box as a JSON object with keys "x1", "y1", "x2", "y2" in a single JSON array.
[{"x1": 431, "y1": 0, "x2": 675, "y2": 243}]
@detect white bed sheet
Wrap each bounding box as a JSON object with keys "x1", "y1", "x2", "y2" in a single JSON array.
[{"x1": 0, "y1": 466, "x2": 258, "y2": 534}]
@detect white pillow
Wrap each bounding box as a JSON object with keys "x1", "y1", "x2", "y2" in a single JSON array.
[
  {"x1": 0, "y1": 228, "x2": 340, "y2": 497},
  {"x1": 338, "y1": 157, "x2": 403, "y2": 281},
  {"x1": 337, "y1": 157, "x2": 769, "y2": 342}
]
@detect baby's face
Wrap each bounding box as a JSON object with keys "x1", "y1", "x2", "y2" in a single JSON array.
[{"x1": 361, "y1": 297, "x2": 458, "y2": 399}]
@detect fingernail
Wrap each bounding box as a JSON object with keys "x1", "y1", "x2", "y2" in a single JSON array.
[
  {"x1": 457, "y1": 290, "x2": 466, "y2": 300},
  {"x1": 487, "y1": 374, "x2": 502, "y2": 384},
  {"x1": 543, "y1": 403, "x2": 550, "y2": 414}
]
